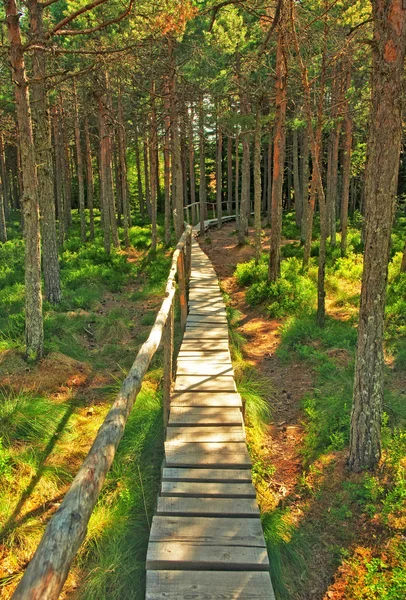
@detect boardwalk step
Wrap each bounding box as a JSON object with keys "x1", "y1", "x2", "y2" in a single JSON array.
[
  {"x1": 149, "y1": 516, "x2": 264, "y2": 544},
  {"x1": 160, "y1": 482, "x2": 256, "y2": 497},
  {"x1": 186, "y1": 314, "x2": 227, "y2": 323},
  {"x1": 164, "y1": 441, "x2": 251, "y2": 467},
  {"x1": 166, "y1": 426, "x2": 245, "y2": 443},
  {"x1": 180, "y1": 340, "x2": 229, "y2": 351},
  {"x1": 168, "y1": 407, "x2": 242, "y2": 426},
  {"x1": 146, "y1": 544, "x2": 269, "y2": 571},
  {"x1": 176, "y1": 363, "x2": 233, "y2": 376},
  {"x1": 156, "y1": 496, "x2": 260, "y2": 517},
  {"x1": 162, "y1": 467, "x2": 252, "y2": 482},
  {"x1": 171, "y1": 392, "x2": 242, "y2": 408},
  {"x1": 174, "y1": 375, "x2": 236, "y2": 393},
  {"x1": 146, "y1": 571, "x2": 275, "y2": 600}
]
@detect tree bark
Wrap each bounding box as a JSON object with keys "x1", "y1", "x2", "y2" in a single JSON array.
[
  {"x1": 143, "y1": 136, "x2": 151, "y2": 219},
  {"x1": 300, "y1": 126, "x2": 310, "y2": 243},
  {"x1": 268, "y1": 6, "x2": 288, "y2": 281},
  {"x1": 188, "y1": 105, "x2": 196, "y2": 225},
  {"x1": 134, "y1": 120, "x2": 144, "y2": 219},
  {"x1": 149, "y1": 81, "x2": 158, "y2": 252},
  {"x1": 0, "y1": 136, "x2": 7, "y2": 242},
  {"x1": 349, "y1": 0, "x2": 406, "y2": 472},
  {"x1": 164, "y1": 79, "x2": 171, "y2": 245},
  {"x1": 52, "y1": 108, "x2": 65, "y2": 245},
  {"x1": 227, "y1": 135, "x2": 233, "y2": 215},
  {"x1": 28, "y1": 1, "x2": 62, "y2": 303},
  {"x1": 198, "y1": 98, "x2": 206, "y2": 236},
  {"x1": 59, "y1": 97, "x2": 72, "y2": 233},
  {"x1": 340, "y1": 65, "x2": 352, "y2": 258},
  {"x1": 293, "y1": 128, "x2": 302, "y2": 229},
  {"x1": 73, "y1": 82, "x2": 86, "y2": 243},
  {"x1": 6, "y1": 0, "x2": 43, "y2": 360},
  {"x1": 266, "y1": 129, "x2": 272, "y2": 226},
  {"x1": 254, "y1": 107, "x2": 262, "y2": 263},
  {"x1": 169, "y1": 38, "x2": 184, "y2": 240},
  {"x1": 401, "y1": 240, "x2": 406, "y2": 273},
  {"x1": 235, "y1": 135, "x2": 240, "y2": 224},
  {"x1": 118, "y1": 88, "x2": 130, "y2": 248},
  {"x1": 216, "y1": 120, "x2": 223, "y2": 229},
  {"x1": 84, "y1": 115, "x2": 95, "y2": 240}
]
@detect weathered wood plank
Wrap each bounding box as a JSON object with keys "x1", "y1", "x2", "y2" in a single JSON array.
[
  {"x1": 149, "y1": 516, "x2": 263, "y2": 544},
  {"x1": 161, "y1": 482, "x2": 256, "y2": 498},
  {"x1": 146, "y1": 542, "x2": 268, "y2": 571},
  {"x1": 171, "y1": 392, "x2": 242, "y2": 407},
  {"x1": 174, "y1": 375, "x2": 236, "y2": 392},
  {"x1": 162, "y1": 467, "x2": 252, "y2": 482},
  {"x1": 184, "y1": 331, "x2": 229, "y2": 341},
  {"x1": 166, "y1": 426, "x2": 245, "y2": 443},
  {"x1": 164, "y1": 441, "x2": 251, "y2": 467},
  {"x1": 176, "y1": 363, "x2": 234, "y2": 376},
  {"x1": 186, "y1": 314, "x2": 227, "y2": 323},
  {"x1": 168, "y1": 407, "x2": 242, "y2": 426},
  {"x1": 185, "y1": 323, "x2": 229, "y2": 333},
  {"x1": 146, "y1": 571, "x2": 275, "y2": 600},
  {"x1": 157, "y1": 496, "x2": 259, "y2": 517},
  {"x1": 179, "y1": 342, "x2": 229, "y2": 351}
]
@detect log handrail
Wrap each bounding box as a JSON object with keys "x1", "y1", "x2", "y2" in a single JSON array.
[{"x1": 11, "y1": 225, "x2": 193, "y2": 600}]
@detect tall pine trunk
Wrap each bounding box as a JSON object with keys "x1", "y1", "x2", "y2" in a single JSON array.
[
  {"x1": 52, "y1": 107, "x2": 65, "y2": 245},
  {"x1": 29, "y1": 0, "x2": 62, "y2": 303},
  {"x1": 118, "y1": 89, "x2": 130, "y2": 248},
  {"x1": 150, "y1": 81, "x2": 158, "y2": 252},
  {"x1": 73, "y1": 82, "x2": 86, "y2": 243},
  {"x1": 188, "y1": 105, "x2": 196, "y2": 225},
  {"x1": 227, "y1": 136, "x2": 233, "y2": 215},
  {"x1": 254, "y1": 107, "x2": 262, "y2": 263},
  {"x1": 293, "y1": 128, "x2": 302, "y2": 229},
  {"x1": 216, "y1": 121, "x2": 223, "y2": 229},
  {"x1": 198, "y1": 98, "x2": 206, "y2": 236},
  {"x1": 268, "y1": 7, "x2": 287, "y2": 281},
  {"x1": 84, "y1": 115, "x2": 95, "y2": 240},
  {"x1": 349, "y1": 0, "x2": 406, "y2": 472},
  {"x1": 6, "y1": 0, "x2": 43, "y2": 360},
  {"x1": 340, "y1": 64, "x2": 352, "y2": 257}
]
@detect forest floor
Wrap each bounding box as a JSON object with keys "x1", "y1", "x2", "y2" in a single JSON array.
[
  {"x1": 0, "y1": 217, "x2": 178, "y2": 600},
  {"x1": 200, "y1": 220, "x2": 406, "y2": 600}
]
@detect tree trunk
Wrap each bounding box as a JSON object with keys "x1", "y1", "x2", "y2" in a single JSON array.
[
  {"x1": 254, "y1": 107, "x2": 262, "y2": 263},
  {"x1": 150, "y1": 81, "x2": 158, "y2": 252},
  {"x1": 188, "y1": 105, "x2": 196, "y2": 225},
  {"x1": 239, "y1": 133, "x2": 250, "y2": 245},
  {"x1": 134, "y1": 121, "x2": 144, "y2": 219},
  {"x1": 262, "y1": 141, "x2": 268, "y2": 213},
  {"x1": 268, "y1": 9, "x2": 288, "y2": 282},
  {"x1": 227, "y1": 135, "x2": 233, "y2": 215},
  {"x1": 169, "y1": 38, "x2": 184, "y2": 240},
  {"x1": 73, "y1": 82, "x2": 86, "y2": 243},
  {"x1": 198, "y1": 98, "x2": 206, "y2": 236},
  {"x1": 84, "y1": 116, "x2": 95, "y2": 240},
  {"x1": 6, "y1": 0, "x2": 43, "y2": 360},
  {"x1": 118, "y1": 88, "x2": 130, "y2": 248},
  {"x1": 266, "y1": 129, "x2": 272, "y2": 226},
  {"x1": 293, "y1": 128, "x2": 302, "y2": 229},
  {"x1": 235, "y1": 135, "x2": 240, "y2": 224},
  {"x1": 0, "y1": 135, "x2": 10, "y2": 220},
  {"x1": 0, "y1": 136, "x2": 7, "y2": 242},
  {"x1": 300, "y1": 127, "x2": 310, "y2": 243},
  {"x1": 216, "y1": 121, "x2": 223, "y2": 229},
  {"x1": 98, "y1": 92, "x2": 112, "y2": 253},
  {"x1": 59, "y1": 97, "x2": 72, "y2": 233},
  {"x1": 164, "y1": 79, "x2": 171, "y2": 245},
  {"x1": 143, "y1": 137, "x2": 151, "y2": 219},
  {"x1": 52, "y1": 108, "x2": 65, "y2": 245},
  {"x1": 340, "y1": 65, "x2": 352, "y2": 258},
  {"x1": 27, "y1": 2, "x2": 62, "y2": 302},
  {"x1": 349, "y1": 0, "x2": 406, "y2": 472}
]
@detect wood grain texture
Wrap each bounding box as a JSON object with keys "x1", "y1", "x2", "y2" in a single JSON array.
[
  {"x1": 162, "y1": 467, "x2": 253, "y2": 482},
  {"x1": 170, "y1": 391, "x2": 242, "y2": 407},
  {"x1": 161, "y1": 481, "x2": 256, "y2": 497},
  {"x1": 164, "y1": 441, "x2": 251, "y2": 467},
  {"x1": 166, "y1": 426, "x2": 245, "y2": 443},
  {"x1": 146, "y1": 571, "x2": 275, "y2": 600}
]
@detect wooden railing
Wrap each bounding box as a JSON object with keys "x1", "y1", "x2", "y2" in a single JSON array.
[{"x1": 11, "y1": 225, "x2": 192, "y2": 600}]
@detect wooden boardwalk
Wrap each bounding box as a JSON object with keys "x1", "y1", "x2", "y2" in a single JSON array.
[{"x1": 146, "y1": 237, "x2": 275, "y2": 599}]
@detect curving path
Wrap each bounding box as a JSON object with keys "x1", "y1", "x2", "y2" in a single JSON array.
[{"x1": 145, "y1": 232, "x2": 275, "y2": 599}]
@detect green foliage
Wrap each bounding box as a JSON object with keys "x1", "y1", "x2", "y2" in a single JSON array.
[{"x1": 235, "y1": 257, "x2": 317, "y2": 318}]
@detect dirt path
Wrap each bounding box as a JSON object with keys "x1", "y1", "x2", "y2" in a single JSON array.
[{"x1": 199, "y1": 224, "x2": 314, "y2": 508}]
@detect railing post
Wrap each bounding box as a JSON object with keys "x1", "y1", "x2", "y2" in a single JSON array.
[
  {"x1": 191, "y1": 202, "x2": 196, "y2": 226},
  {"x1": 163, "y1": 300, "x2": 174, "y2": 429},
  {"x1": 177, "y1": 250, "x2": 187, "y2": 331},
  {"x1": 185, "y1": 230, "x2": 192, "y2": 286}
]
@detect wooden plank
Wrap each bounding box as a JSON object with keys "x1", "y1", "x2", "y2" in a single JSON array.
[
  {"x1": 146, "y1": 571, "x2": 275, "y2": 600},
  {"x1": 147, "y1": 542, "x2": 268, "y2": 571},
  {"x1": 149, "y1": 516, "x2": 264, "y2": 545},
  {"x1": 177, "y1": 350, "x2": 230, "y2": 358},
  {"x1": 162, "y1": 467, "x2": 252, "y2": 482},
  {"x1": 166, "y1": 426, "x2": 245, "y2": 443},
  {"x1": 171, "y1": 391, "x2": 242, "y2": 407},
  {"x1": 186, "y1": 314, "x2": 226, "y2": 322},
  {"x1": 168, "y1": 407, "x2": 242, "y2": 426},
  {"x1": 188, "y1": 307, "x2": 227, "y2": 315},
  {"x1": 184, "y1": 330, "x2": 229, "y2": 341},
  {"x1": 161, "y1": 482, "x2": 256, "y2": 498},
  {"x1": 179, "y1": 342, "x2": 229, "y2": 351},
  {"x1": 164, "y1": 441, "x2": 251, "y2": 467},
  {"x1": 174, "y1": 375, "x2": 236, "y2": 393},
  {"x1": 176, "y1": 363, "x2": 233, "y2": 376},
  {"x1": 156, "y1": 496, "x2": 259, "y2": 517}
]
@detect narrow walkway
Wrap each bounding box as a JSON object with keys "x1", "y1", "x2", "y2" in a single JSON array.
[{"x1": 146, "y1": 236, "x2": 275, "y2": 599}]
